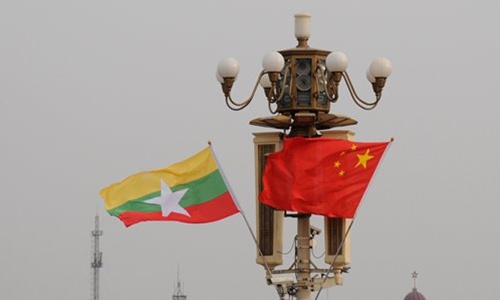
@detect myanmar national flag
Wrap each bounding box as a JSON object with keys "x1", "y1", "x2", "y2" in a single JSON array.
[{"x1": 100, "y1": 147, "x2": 240, "y2": 227}]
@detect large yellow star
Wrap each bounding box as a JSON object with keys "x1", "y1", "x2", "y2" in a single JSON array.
[{"x1": 355, "y1": 149, "x2": 374, "y2": 169}]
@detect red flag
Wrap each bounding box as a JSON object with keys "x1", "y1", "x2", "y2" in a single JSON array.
[{"x1": 259, "y1": 137, "x2": 390, "y2": 218}]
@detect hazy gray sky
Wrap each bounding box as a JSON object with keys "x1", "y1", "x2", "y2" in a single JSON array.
[{"x1": 1, "y1": 1, "x2": 499, "y2": 300}]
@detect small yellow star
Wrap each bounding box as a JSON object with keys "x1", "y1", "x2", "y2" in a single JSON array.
[
  {"x1": 355, "y1": 149, "x2": 374, "y2": 169},
  {"x1": 339, "y1": 170, "x2": 345, "y2": 176},
  {"x1": 340, "y1": 151, "x2": 346, "y2": 156},
  {"x1": 334, "y1": 161, "x2": 341, "y2": 168},
  {"x1": 351, "y1": 144, "x2": 358, "y2": 151}
]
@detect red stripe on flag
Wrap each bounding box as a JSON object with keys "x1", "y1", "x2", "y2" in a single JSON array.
[{"x1": 117, "y1": 192, "x2": 239, "y2": 227}]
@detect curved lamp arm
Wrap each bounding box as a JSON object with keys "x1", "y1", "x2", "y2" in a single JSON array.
[
  {"x1": 315, "y1": 67, "x2": 340, "y2": 103},
  {"x1": 342, "y1": 72, "x2": 382, "y2": 110},
  {"x1": 223, "y1": 70, "x2": 267, "y2": 111},
  {"x1": 267, "y1": 61, "x2": 291, "y2": 104}
]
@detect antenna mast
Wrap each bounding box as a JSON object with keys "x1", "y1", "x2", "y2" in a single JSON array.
[
  {"x1": 172, "y1": 266, "x2": 187, "y2": 300},
  {"x1": 91, "y1": 214, "x2": 103, "y2": 300}
]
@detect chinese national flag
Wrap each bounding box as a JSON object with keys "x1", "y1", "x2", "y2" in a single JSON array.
[{"x1": 259, "y1": 137, "x2": 390, "y2": 218}]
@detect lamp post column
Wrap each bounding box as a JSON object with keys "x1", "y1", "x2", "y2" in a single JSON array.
[{"x1": 296, "y1": 214, "x2": 311, "y2": 300}]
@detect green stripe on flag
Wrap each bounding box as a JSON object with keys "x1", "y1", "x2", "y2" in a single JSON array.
[{"x1": 107, "y1": 169, "x2": 228, "y2": 216}]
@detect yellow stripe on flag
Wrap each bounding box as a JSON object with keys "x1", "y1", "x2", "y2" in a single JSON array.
[{"x1": 100, "y1": 147, "x2": 218, "y2": 210}]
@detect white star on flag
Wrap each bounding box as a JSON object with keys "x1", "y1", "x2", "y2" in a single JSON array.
[{"x1": 145, "y1": 180, "x2": 190, "y2": 218}]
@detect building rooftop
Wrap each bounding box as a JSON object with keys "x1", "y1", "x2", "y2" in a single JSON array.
[{"x1": 403, "y1": 271, "x2": 427, "y2": 300}]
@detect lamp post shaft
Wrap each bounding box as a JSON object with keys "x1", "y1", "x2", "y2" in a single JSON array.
[{"x1": 296, "y1": 214, "x2": 312, "y2": 300}]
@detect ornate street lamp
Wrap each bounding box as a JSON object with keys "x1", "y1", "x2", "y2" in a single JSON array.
[
  {"x1": 217, "y1": 12, "x2": 392, "y2": 300},
  {"x1": 217, "y1": 12, "x2": 392, "y2": 137}
]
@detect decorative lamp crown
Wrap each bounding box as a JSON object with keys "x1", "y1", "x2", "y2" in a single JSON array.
[{"x1": 216, "y1": 13, "x2": 392, "y2": 136}]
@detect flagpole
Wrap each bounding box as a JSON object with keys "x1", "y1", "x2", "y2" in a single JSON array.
[
  {"x1": 313, "y1": 139, "x2": 394, "y2": 300},
  {"x1": 313, "y1": 219, "x2": 355, "y2": 300},
  {"x1": 208, "y1": 142, "x2": 275, "y2": 280},
  {"x1": 313, "y1": 138, "x2": 392, "y2": 300}
]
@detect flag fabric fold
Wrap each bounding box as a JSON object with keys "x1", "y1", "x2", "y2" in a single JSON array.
[
  {"x1": 100, "y1": 147, "x2": 239, "y2": 227},
  {"x1": 259, "y1": 137, "x2": 390, "y2": 218}
]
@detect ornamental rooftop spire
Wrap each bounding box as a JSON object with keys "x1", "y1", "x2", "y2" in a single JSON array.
[{"x1": 403, "y1": 271, "x2": 427, "y2": 300}]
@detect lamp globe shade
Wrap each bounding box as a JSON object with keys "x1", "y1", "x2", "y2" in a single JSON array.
[
  {"x1": 369, "y1": 57, "x2": 392, "y2": 78},
  {"x1": 326, "y1": 52, "x2": 349, "y2": 72},
  {"x1": 294, "y1": 12, "x2": 311, "y2": 39},
  {"x1": 262, "y1": 51, "x2": 285, "y2": 73},
  {"x1": 217, "y1": 57, "x2": 240, "y2": 78},
  {"x1": 260, "y1": 74, "x2": 272, "y2": 88},
  {"x1": 216, "y1": 71, "x2": 224, "y2": 83},
  {"x1": 366, "y1": 69, "x2": 376, "y2": 83}
]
